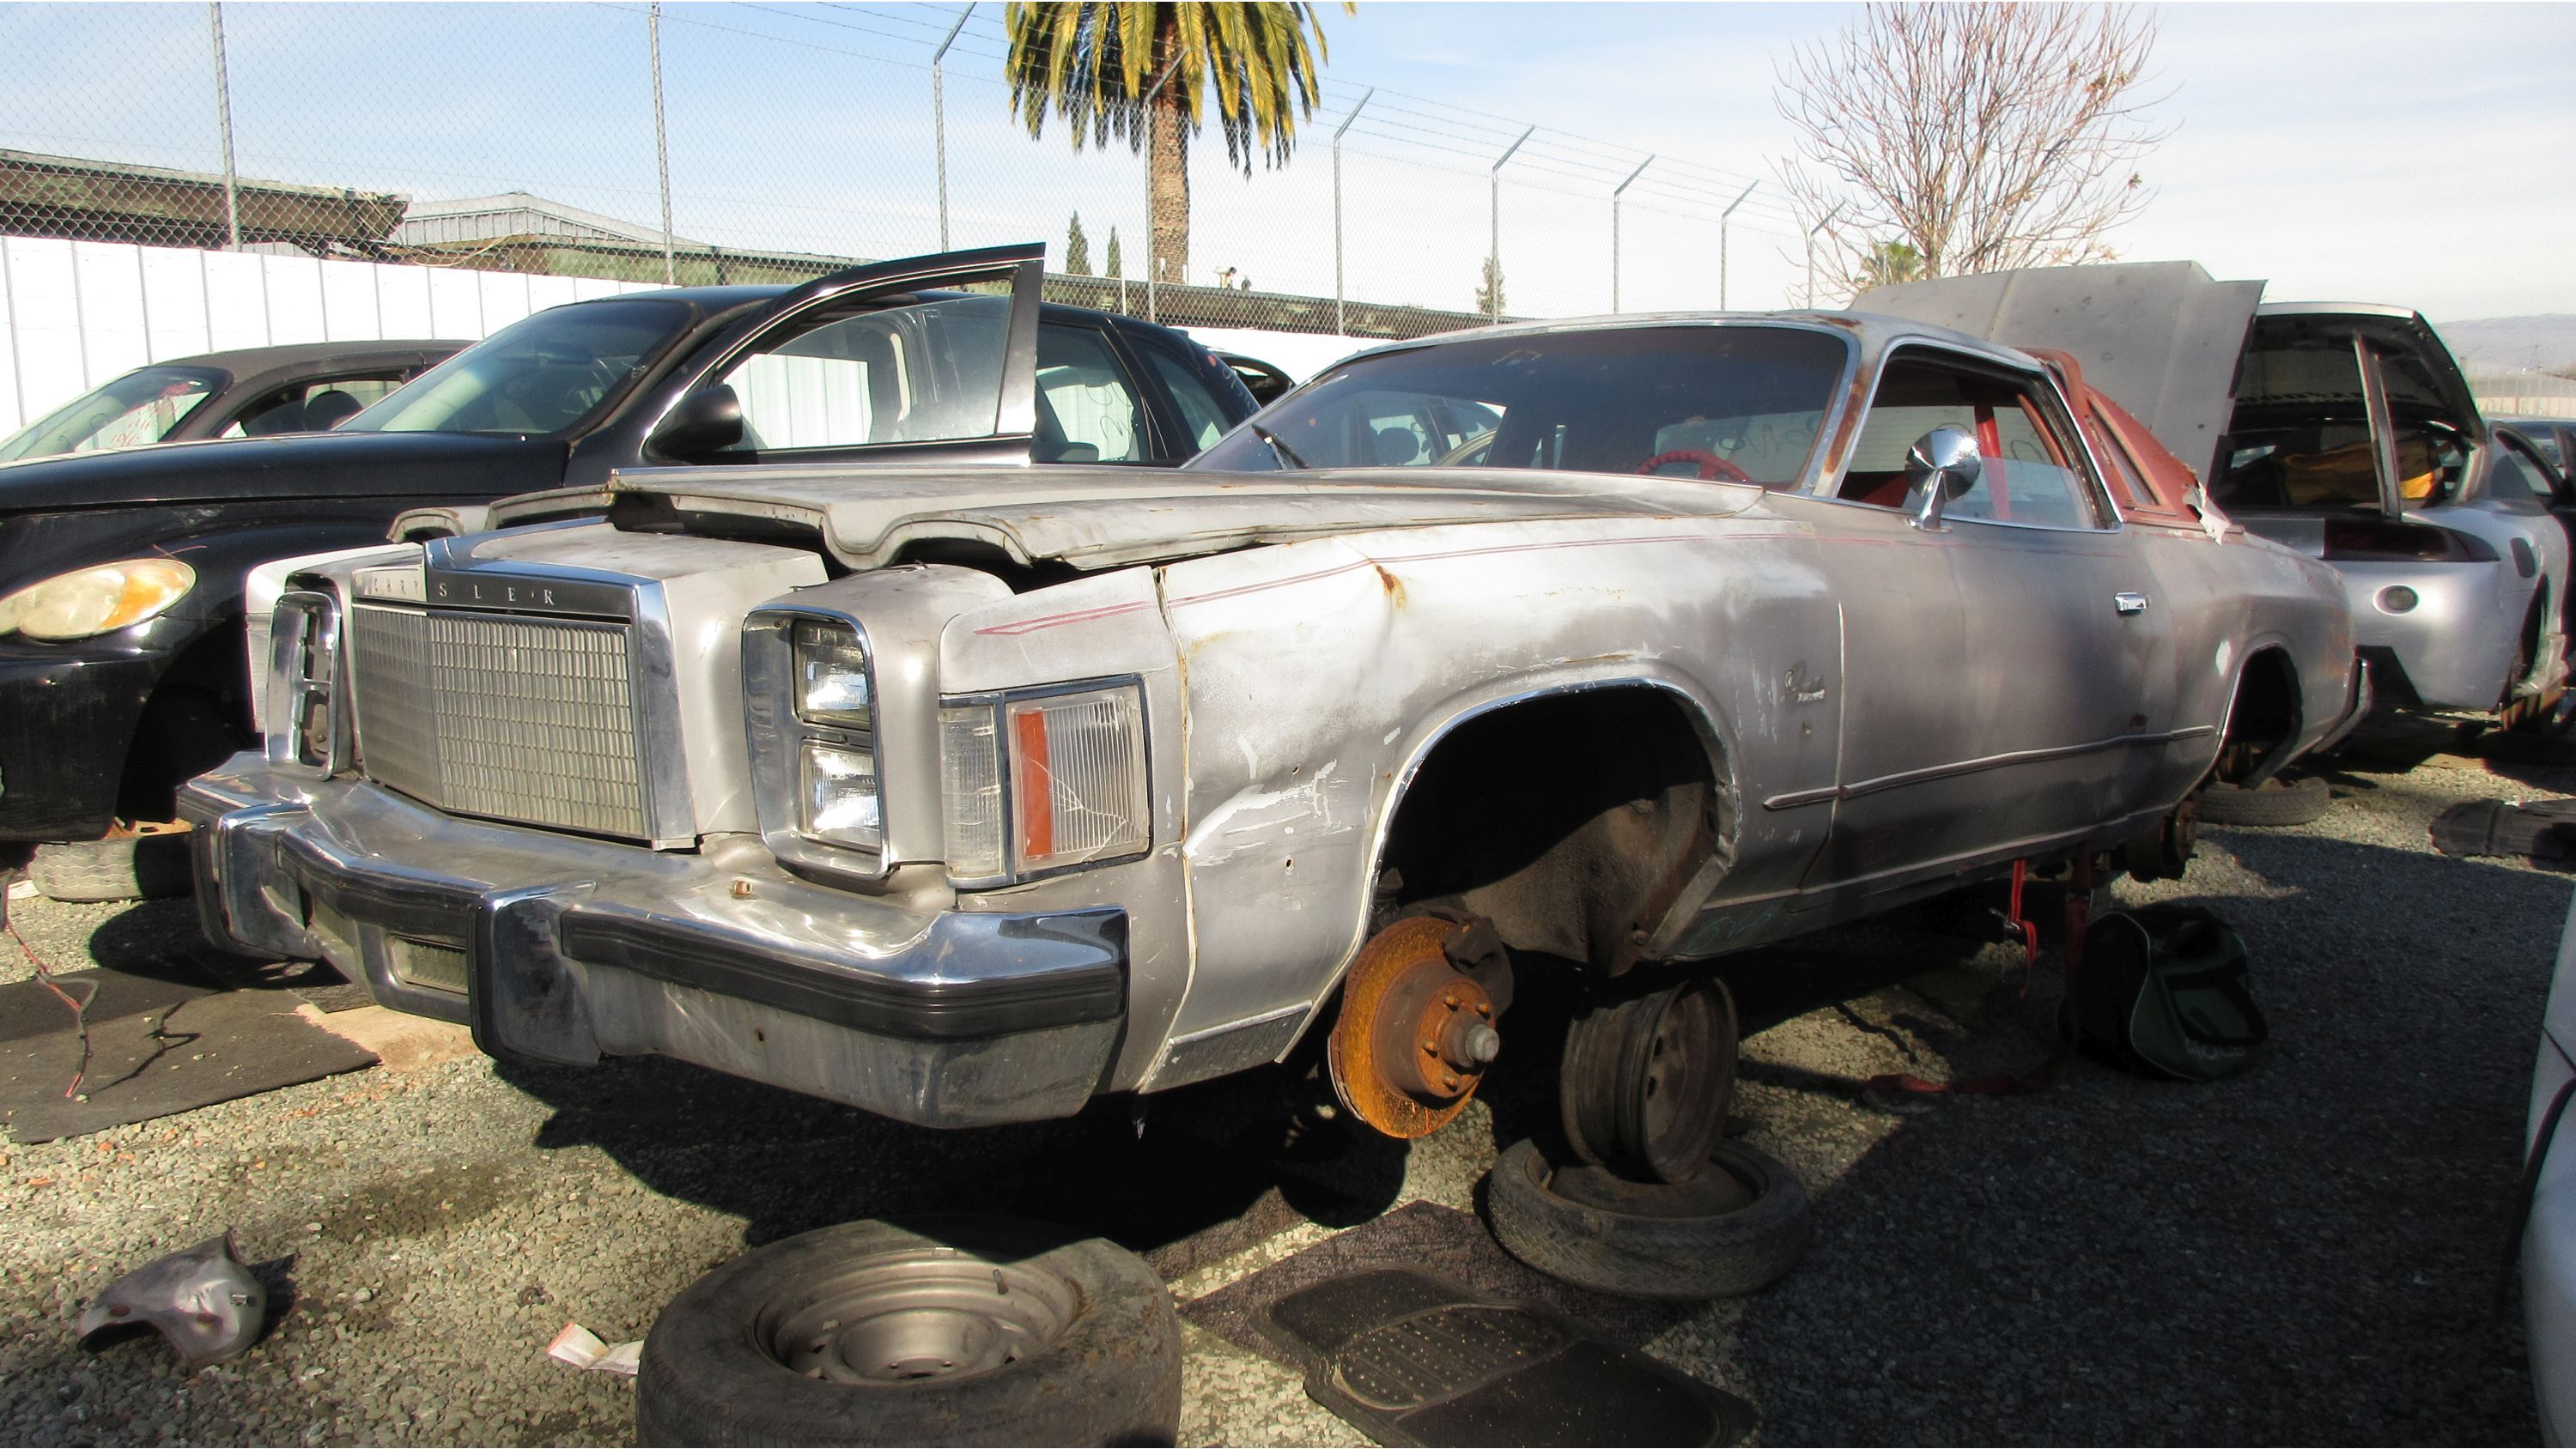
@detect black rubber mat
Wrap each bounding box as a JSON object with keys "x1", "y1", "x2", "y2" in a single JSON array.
[
  {"x1": 1259, "y1": 1265, "x2": 1753, "y2": 1446},
  {"x1": 2430, "y1": 797, "x2": 2576, "y2": 865},
  {"x1": 1185, "y1": 1200, "x2": 1751, "y2": 1446},
  {"x1": 0, "y1": 966, "x2": 378, "y2": 1143}
]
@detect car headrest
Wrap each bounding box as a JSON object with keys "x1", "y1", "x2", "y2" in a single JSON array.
[{"x1": 302, "y1": 390, "x2": 365, "y2": 430}]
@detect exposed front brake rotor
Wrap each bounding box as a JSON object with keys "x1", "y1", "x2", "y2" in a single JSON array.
[{"x1": 1328, "y1": 916, "x2": 1505, "y2": 1138}]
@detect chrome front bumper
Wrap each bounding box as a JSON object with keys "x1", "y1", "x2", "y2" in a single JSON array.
[{"x1": 179, "y1": 755, "x2": 1127, "y2": 1128}]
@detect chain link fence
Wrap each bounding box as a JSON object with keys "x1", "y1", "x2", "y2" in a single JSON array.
[{"x1": 0, "y1": 2, "x2": 1812, "y2": 355}]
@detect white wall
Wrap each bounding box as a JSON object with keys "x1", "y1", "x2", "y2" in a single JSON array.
[
  {"x1": 0, "y1": 237, "x2": 1381, "y2": 440},
  {"x1": 0, "y1": 238, "x2": 650, "y2": 435},
  {"x1": 1175, "y1": 325, "x2": 1374, "y2": 385}
]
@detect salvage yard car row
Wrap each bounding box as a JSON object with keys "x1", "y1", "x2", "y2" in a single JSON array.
[{"x1": 9, "y1": 245, "x2": 2574, "y2": 1443}]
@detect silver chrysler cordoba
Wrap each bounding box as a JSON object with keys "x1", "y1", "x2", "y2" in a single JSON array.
[{"x1": 179, "y1": 246, "x2": 2361, "y2": 1174}]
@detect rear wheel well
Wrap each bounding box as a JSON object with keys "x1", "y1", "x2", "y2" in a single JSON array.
[
  {"x1": 1376, "y1": 688, "x2": 1726, "y2": 974},
  {"x1": 2214, "y1": 647, "x2": 2300, "y2": 783}
]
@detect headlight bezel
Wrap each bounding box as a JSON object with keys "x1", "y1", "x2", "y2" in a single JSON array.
[
  {"x1": 744, "y1": 607, "x2": 888, "y2": 876},
  {"x1": 0, "y1": 558, "x2": 197, "y2": 642},
  {"x1": 263, "y1": 588, "x2": 347, "y2": 777}
]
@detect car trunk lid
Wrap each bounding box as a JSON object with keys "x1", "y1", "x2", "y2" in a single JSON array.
[{"x1": 1858, "y1": 259, "x2": 2264, "y2": 488}]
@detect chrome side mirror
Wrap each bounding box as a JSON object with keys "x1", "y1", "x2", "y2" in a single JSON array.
[{"x1": 1905, "y1": 427, "x2": 1982, "y2": 531}]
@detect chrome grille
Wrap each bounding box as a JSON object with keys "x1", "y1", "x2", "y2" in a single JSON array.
[
  {"x1": 348, "y1": 603, "x2": 650, "y2": 839},
  {"x1": 388, "y1": 937, "x2": 470, "y2": 995}
]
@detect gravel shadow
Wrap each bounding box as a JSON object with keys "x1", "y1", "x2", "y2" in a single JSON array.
[
  {"x1": 492, "y1": 1049, "x2": 1412, "y2": 1269},
  {"x1": 1722, "y1": 830, "x2": 2556, "y2": 1445}
]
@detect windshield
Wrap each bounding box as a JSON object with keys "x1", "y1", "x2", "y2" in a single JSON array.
[
  {"x1": 343, "y1": 299, "x2": 694, "y2": 437},
  {"x1": 0, "y1": 365, "x2": 227, "y2": 461},
  {"x1": 1188, "y1": 325, "x2": 1847, "y2": 485}
]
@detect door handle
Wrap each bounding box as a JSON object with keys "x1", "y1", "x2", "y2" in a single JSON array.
[{"x1": 2113, "y1": 591, "x2": 2150, "y2": 615}]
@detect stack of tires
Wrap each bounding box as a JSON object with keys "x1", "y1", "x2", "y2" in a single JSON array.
[{"x1": 1486, "y1": 976, "x2": 1814, "y2": 1300}]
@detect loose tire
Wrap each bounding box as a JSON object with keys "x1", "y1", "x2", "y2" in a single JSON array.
[
  {"x1": 636, "y1": 1216, "x2": 1181, "y2": 1448},
  {"x1": 1485, "y1": 1137, "x2": 1811, "y2": 1300},
  {"x1": 29, "y1": 823, "x2": 193, "y2": 903},
  {"x1": 2191, "y1": 774, "x2": 2330, "y2": 828}
]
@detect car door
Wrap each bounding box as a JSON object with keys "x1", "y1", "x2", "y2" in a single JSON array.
[
  {"x1": 1787, "y1": 345, "x2": 2161, "y2": 896},
  {"x1": 586, "y1": 245, "x2": 1050, "y2": 483}
]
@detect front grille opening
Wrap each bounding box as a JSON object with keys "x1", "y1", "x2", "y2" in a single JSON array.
[
  {"x1": 388, "y1": 937, "x2": 469, "y2": 995},
  {"x1": 347, "y1": 603, "x2": 653, "y2": 840}
]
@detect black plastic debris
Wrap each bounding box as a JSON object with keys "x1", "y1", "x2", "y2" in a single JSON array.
[
  {"x1": 1256, "y1": 1265, "x2": 1753, "y2": 1447},
  {"x1": 2429, "y1": 797, "x2": 2576, "y2": 867}
]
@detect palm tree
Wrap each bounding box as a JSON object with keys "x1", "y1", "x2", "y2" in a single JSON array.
[
  {"x1": 1856, "y1": 239, "x2": 1925, "y2": 291},
  {"x1": 1005, "y1": 3, "x2": 1340, "y2": 286}
]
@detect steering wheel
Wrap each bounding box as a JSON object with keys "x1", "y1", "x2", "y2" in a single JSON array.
[{"x1": 1635, "y1": 449, "x2": 1753, "y2": 484}]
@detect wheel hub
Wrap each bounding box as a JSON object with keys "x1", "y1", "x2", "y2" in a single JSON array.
[
  {"x1": 763, "y1": 1251, "x2": 1076, "y2": 1385},
  {"x1": 1330, "y1": 917, "x2": 1506, "y2": 1137}
]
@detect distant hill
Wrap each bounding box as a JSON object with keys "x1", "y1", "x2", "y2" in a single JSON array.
[{"x1": 2430, "y1": 315, "x2": 2576, "y2": 375}]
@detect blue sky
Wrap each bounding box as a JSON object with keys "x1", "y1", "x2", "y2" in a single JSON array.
[{"x1": 0, "y1": 2, "x2": 2567, "y2": 321}]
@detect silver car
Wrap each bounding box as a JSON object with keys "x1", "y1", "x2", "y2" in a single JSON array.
[
  {"x1": 1867, "y1": 265, "x2": 2571, "y2": 724},
  {"x1": 179, "y1": 247, "x2": 2361, "y2": 1176}
]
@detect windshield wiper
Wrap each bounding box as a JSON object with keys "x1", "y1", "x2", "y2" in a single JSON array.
[{"x1": 1249, "y1": 422, "x2": 1309, "y2": 470}]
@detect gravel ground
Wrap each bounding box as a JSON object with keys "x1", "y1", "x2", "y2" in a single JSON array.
[{"x1": 1, "y1": 722, "x2": 2568, "y2": 1446}]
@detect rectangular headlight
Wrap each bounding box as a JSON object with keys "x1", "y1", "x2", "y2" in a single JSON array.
[
  {"x1": 794, "y1": 620, "x2": 872, "y2": 729},
  {"x1": 798, "y1": 740, "x2": 881, "y2": 850},
  {"x1": 1005, "y1": 685, "x2": 1149, "y2": 875}
]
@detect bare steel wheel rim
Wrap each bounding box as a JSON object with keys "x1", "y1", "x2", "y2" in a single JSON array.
[
  {"x1": 757, "y1": 1248, "x2": 1079, "y2": 1385},
  {"x1": 1562, "y1": 978, "x2": 1739, "y2": 1184}
]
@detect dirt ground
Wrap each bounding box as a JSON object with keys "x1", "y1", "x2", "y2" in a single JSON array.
[{"x1": 1, "y1": 722, "x2": 2567, "y2": 1446}]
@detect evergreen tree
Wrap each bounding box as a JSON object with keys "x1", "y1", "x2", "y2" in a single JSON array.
[
  {"x1": 1474, "y1": 255, "x2": 1505, "y2": 318},
  {"x1": 1105, "y1": 227, "x2": 1124, "y2": 279},
  {"x1": 1066, "y1": 211, "x2": 1093, "y2": 275}
]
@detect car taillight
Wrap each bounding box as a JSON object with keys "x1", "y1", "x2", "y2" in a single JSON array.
[{"x1": 2321, "y1": 516, "x2": 2494, "y2": 563}]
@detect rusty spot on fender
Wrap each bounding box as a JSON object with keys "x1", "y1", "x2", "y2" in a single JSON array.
[{"x1": 1372, "y1": 563, "x2": 1406, "y2": 608}]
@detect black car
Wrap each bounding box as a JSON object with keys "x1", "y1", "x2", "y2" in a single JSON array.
[
  {"x1": 0, "y1": 244, "x2": 1254, "y2": 865},
  {"x1": 0, "y1": 341, "x2": 464, "y2": 461}
]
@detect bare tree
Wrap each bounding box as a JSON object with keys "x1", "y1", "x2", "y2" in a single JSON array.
[{"x1": 1775, "y1": 3, "x2": 2170, "y2": 301}]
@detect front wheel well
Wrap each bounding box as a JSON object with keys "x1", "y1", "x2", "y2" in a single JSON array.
[
  {"x1": 117, "y1": 621, "x2": 256, "y2": 822},
  {"x1": 1376, "y1": 688, "x2": 1727, "y2": 974}
]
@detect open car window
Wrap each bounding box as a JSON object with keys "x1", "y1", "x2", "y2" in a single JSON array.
[
  {"x1": 1188, "y1": 325, "x2": 1845, "y2": 485},
  {"x1": 1838, "y1": 353, "x2": 2108, "y2": 529}
]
